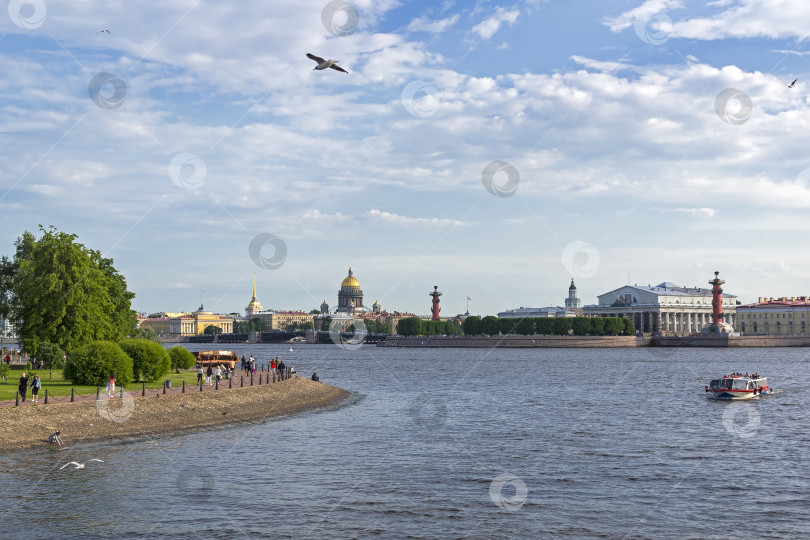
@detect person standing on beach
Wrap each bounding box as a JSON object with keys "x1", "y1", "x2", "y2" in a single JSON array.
[
  {"x1": 30, "y1": 374, "x2": 41, "y2": 402},
  {"x1": 19, "y1": 372, "x2": 28, "y2": 401},
  {"x1": 241, "y1": 355, "x2": 246, "y2": 372},
  {"x1": 206, "y1": 365, "x2": 213, "y2": 385},
  {"x1": 270, "y1": 358, "x2": 276, "y2": 374}
]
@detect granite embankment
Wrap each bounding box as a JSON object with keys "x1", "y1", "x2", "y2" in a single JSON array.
[
  {"x1": 379, "y1": 336, "x2": 651, "y2": 348},
  {"x1": 0, "y1": 375, "x2": 351, "y2": 455}
]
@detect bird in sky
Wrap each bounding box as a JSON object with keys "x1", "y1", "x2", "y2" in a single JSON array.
[
  {"x1": 59, "y1": 459, "x2": 104, "y2": 470},
  {"x1": 96, "y1": 29, "x2": 110, "y2": 34},
  {"x1": 307, "y1": 53, "x2": 348, "y2": 73},
  {"x1": 788, "y1": 78, "x2": 797, "y2": 88}
]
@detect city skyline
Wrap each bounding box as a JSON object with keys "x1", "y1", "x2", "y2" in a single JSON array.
[{"x1": 3, "y1": 1, "x2": 810, "y2": 317}]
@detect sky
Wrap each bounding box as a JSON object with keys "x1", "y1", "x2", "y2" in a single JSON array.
[{"x1": 2, "y1": 0, "x2": 810, "y2": 318}]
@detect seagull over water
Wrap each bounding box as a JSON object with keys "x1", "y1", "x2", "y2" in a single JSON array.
[
  {"x1": 59, "y1": 459, "x2": 104, "y2": 470},
  {"x1": 96, "y1": 29, "x2": 110, "y2": 34},
  {"x1": 307, "y1": 53, "x2": 348, "y2": 73},
  {"x1": 788, "y1": 78, "x2": 797, "y2": 88}
]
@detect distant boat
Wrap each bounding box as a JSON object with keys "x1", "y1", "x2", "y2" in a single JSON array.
[
  {"x1": 289, "y1": 347, "x2": 293, "y2": 352},
  {"x1": 705, "y1": 374, "x2": 771, "y2": 399}
]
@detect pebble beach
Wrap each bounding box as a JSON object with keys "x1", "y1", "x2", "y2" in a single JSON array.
[{"x1": 0, "y1": 375, "x2": 351, "y2": 455}]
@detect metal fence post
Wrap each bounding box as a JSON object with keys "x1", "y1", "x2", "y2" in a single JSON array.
[
  {"x1": 215, "y1": 379, "x2": 219, "y2": 390},
  {"x1": 200, "y1": 381, "x2": 203, "y2": 392},
  {"x1": 44, "y1": 389, "x2": 49, "y2": 405},
  {"x1": 163, "y1": 381, "x2": 167, "y2": 394},
  {"x1": 120, "y1": 386, "x2": 123, "y2": 398},
  {"x1": 96, "y1": 386, "x2": 100, "y2": 400},
  {"x1": 71, "y1": 388, "x2": 75, "y2": 402},
  {"x1": 250, "y1": 373, "x2": 254, "y2": 386},
  {"x1": 182, "y1": 380, "x2": 186, "y2": 393},
  {"x1": 229, "y1": 377, "x2": 232, "y2": 389},
  {"x1": 142, "y1": 382, "x2": 146, "y2": 397},
  {"x1": 240, "y1": 376, "x2": 244, "y2": 388},
  {"x1": 15, "y1": 391, "x2": 19, "y2": 406}
]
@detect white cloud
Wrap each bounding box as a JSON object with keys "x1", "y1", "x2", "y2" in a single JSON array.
[
  {"x1": 471, "y1": 7, "x2": 520, "y2": 40},
  {"x1": 407, "y1": 14, "x2": 459, "y2": 33},
  {"x1": 603, "y1": 0, "x2": 684, "y2": 33}
]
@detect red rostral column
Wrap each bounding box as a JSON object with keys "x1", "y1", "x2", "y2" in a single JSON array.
[
  {"x1": 430, "y1": 286, "x2": 442, "y2": 320},
  {"x1": 709, "y1": 271, "x2": 725, "y2": 324}
]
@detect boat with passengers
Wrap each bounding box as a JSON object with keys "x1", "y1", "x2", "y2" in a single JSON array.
[{"x1": 705, "y1": 373, "x2": 770, "y2": 399}]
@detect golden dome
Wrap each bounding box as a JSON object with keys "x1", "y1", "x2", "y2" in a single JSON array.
[{"x1": 341, "y1": 267, "x2": 360, "y2": 288}]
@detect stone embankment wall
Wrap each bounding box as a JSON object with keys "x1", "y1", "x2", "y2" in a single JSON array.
[{"x1": 379, "y1": 336, "x2": 651, "y2": 348}]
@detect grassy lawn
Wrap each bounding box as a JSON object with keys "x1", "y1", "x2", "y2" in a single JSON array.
[{"x1": 0, "y1": 367, "x2": 208, "y2": 402}]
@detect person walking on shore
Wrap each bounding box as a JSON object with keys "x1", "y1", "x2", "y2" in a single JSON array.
[
  {"x1": 277, "y1": 359, "x2": 286, "y2": 381},
  {"x1": 270, "y1": 358, "x2": 276, "y2": 375},
  {"x1": 19, "y1": 372, "x2": 28, "y2": 402},
  {"x1": 106, "y1": 374, "x2": 116, "y2": 397},
  {"x1": 240, "y1": 356, "x2": 246, "y2": 373},
  {"x1": 206, "y1": 365, "x2": 213, "y2": 385},
  {"x1": 30, "y1": 374, "x2": 41, "y2": 402},
  {"x1": 197, "y1": 365, "x2": 204, "y2": 385},
  {"x1": 215, "y1": 366, "x2": 222, "y2": 385}
]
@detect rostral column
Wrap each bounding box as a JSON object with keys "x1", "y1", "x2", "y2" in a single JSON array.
[{"x1": 430, "y1": 286, "x2": 442, "y2": 320}]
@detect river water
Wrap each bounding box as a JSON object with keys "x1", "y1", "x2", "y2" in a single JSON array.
[{"x1": 1, "y1": 344, "x2": 807, "y2": 539}]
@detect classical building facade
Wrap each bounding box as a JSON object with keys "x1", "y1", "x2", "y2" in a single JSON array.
[
  {"x1": 139, "y1": 307, "x2": 234, "y2": 336},
  {"x1": 736, "y1": 296, "x2": 810, "y2": 335},
  {"x1": 245, "y1": 275, "x2": 263, "y2": 317},
  {"x1": 583, "y1": 282, "x2": 737, "y2": 334}
]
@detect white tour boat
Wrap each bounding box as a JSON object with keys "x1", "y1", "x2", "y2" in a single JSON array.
[{"x1": 705, "y1": 374, "x2": 770, "y2": 400}]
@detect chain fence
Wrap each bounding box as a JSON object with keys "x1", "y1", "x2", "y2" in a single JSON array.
[{"x1": 0, "y1": 368, "x2": 293, "y2": 408}]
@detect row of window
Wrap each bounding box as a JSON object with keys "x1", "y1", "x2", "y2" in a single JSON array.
[{"x1": 739, "y1": 312, "x2": 806, "y2": 319}]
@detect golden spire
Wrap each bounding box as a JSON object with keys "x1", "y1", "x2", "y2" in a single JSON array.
[{"x1": 252, "y1": 273, "x2": 257, "y2": 299}]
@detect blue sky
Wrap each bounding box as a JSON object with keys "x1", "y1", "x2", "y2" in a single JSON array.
[{"x1": 2, "y1": 0, "x2": 810, "y2": 318}]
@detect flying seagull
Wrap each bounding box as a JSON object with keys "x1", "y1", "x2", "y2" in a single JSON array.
[
  {"x1": 59, "y1": 459, "x2": 104, "y2": 470},
  {"x1": 96, "y1": 29, "x2": 110, "y2": 34},
  {"x1": 788, "y1": 78, "x2": 797, "y2": 88},
  {"x1": 307, "y1": 53, "x2": 348, "y2": 74}
]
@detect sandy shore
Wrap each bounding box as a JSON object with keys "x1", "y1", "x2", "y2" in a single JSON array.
[{"x1": 0, "y1": 375, "x2": 352, "y2": 455}]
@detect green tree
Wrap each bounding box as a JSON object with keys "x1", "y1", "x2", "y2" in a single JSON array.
[
  {"x1": 131, "y1": 325, "x2": 161, "y2": 344},
  {"x1": 603, "y1": 317, "x2": 624, "y2": 336},
  {"x1": 444, "y1": 319, "x2": 462, "y2": 336},
  {"x1": 552, "y1": 318, "x2": 572, "y2": 335},
  {"x1": 320, "y1": 316, "x2": 333, "y2": 331},
  {"x1": 462, "y1": 315, "x2": 482, "y2": 336},
  {"x1": 499, "y1": 318, "x2": 518, "y2": 335},
  {"x1": 64, "y1": 341, "x2": 133, "y2": 386},
  {"x1": 10, "y1": 227, "x2": 136, "y2": 356},
  {"x1": 0, "y1": 362, "x2": 9, "y2": 383},
  {"x1": 119, "y1": 338, "x2": 171, "y2": 382},
  {"x1": 571, "y1": 317, "x2": 590, "y2": 336},
  {"x1": 623, "y1": 317, "x2": 636, "y2": 335},
  {"x1": 515, "y1": 318, "x2": 535, "y2": 335},
  {"x1": 37, "y1": 341, "x2": 65, "y2": 375},
  {"x1": 590, "y1": 317, "x2": 605, "y2": 336},
  {"x1": 481, "y1": 316, "x2": 500, "y2": 336},
  {"x1": 300, "y1": 321, "x2": 313, "y2": 330},
  {"x1": 203, "y1": 325, "x2": 223, "y2": 335},
  {"x1": 167, "y1": 346, "x2": 196, "y2": 373},
  {"x1": 535, "y1": 318, "x2": 554, "y2": 335},
  {"x1": 396, "y1": 317, "x2": 422, "y2": 336}
]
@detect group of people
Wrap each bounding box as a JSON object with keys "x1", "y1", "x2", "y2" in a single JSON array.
[
  {"x1": 197, "y1": 364, "x2": 230, "y2": 385},
  {"x1": 723, "y1": 372, "x2": 760, "y2": 379},
  {"x1": 17, "y1": 372, "x2": 41, "y2": 402},
  {"x1": 239, "y1": 355, "x2": 293, "y2": 378}
]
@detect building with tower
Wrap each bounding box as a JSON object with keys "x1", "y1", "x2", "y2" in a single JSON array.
[
  {"x1": 497, "y1": 279, "x2": 583, "y2": 319},
  {"x1": 337, "y1": 267, "x2": 364, "y2": 313},
  {"x1": 246, "y1": 275, "x2": 263, "y2": 317},
  {"x1": 565, "y1": 279, "x2": 581, "y2": 309}
]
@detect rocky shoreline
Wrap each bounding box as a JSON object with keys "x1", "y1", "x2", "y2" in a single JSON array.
[{"x1": 0, "y1": 375, "x2": 352, "y2": 455}]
